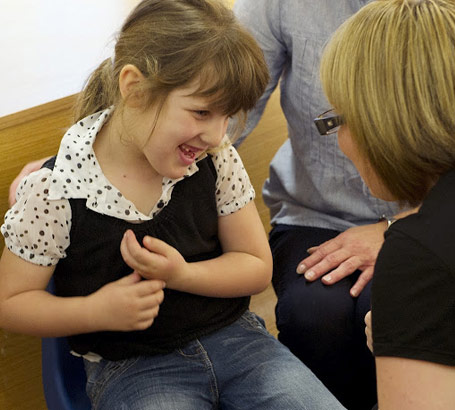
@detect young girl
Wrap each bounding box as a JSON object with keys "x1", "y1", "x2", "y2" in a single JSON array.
[{"x1": 0, "y1": 1, "x2": 345, "y2": 409}]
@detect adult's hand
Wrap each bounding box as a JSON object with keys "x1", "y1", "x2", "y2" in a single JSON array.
[
  {"x1": 296, "y1": 222, "x2": 386, "y2": 297},
  {"x1": 296, "y1": 208, "x2": 419, "y2": 296},
  {"x1": 9, "y1": 157, "x2": 51, "y2": 207},
  {"x1": 365, "y1": 310, "x2": 373, "y2": 353}
]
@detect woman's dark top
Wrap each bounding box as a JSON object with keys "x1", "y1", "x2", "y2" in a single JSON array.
[{"x1": 372, "y1": 169, "x2": 455, "y2": 366}]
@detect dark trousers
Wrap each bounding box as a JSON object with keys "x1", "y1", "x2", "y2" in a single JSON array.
[{"x1": 269, "y1": 224, "x2": 377, "y2": 410}]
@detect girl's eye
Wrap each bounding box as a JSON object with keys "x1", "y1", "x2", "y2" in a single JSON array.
[{"x1": 194, "y1": 110, "x2": 210, "y2": 118}]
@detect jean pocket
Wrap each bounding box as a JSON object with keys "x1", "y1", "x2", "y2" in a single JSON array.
[
  {"x1": 84, "y1": 357, "x2": 139, "y2": 406},
  {"x1": 239, "y1": 310, "x2": 270, "y2": 335}
]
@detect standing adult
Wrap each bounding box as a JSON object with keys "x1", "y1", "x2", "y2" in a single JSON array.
[{"x1": 234, "y1": 1, "x2": 412, "y2": 409}]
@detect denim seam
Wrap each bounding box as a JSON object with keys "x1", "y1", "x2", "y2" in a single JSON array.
[
  {"x1": 195, "y1": 339, "x2": 220, "y2": 409},
  {"x1": 91, "y1": 357, "x2": 140, "y2": 409},
  {"x1": 238, "y1": 311, "x2": 269, "y2": 336}
]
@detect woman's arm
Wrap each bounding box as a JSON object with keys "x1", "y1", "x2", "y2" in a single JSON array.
[
  {"x1": 0, "y1": 248, "x2": 164, "y2": 337},
  {"x1": 121, "y1": 200, "x2": 273, "y2": 298},
  {"x1": 376, "y1": 356, "x2": 455, "y2": 409}
]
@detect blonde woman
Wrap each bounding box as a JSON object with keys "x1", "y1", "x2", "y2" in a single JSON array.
[{"x1": 318, "y1": 0, "x2": 455, "y2": 408}]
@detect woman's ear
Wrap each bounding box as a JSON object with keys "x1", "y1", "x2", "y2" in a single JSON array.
[{"x1": 118, "y1": 64, "x2": 146, "y2": 107}]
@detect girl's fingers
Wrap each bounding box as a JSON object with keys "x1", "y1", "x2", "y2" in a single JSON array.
[
  {"x1": 121, "y1": 230, "x2": 153, "y2": 270},
  {"x1": 116, "y1": 271, "x2": 142, "y2": 284},
  {"x1": 135, "y1": 279, "x2": 166, "y2": 297},
  {"x1": 142, "y1": 235, "x2": 171, "y2": 256}
]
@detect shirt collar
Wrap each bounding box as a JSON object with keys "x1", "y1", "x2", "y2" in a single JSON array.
[{"x1": 47, "y1": 107, "x2": 206, "y2": 220}]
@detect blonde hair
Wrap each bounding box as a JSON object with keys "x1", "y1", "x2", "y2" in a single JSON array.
[
  {"x1": 74, "y1": 0, "x2": 269, "y2": 140},
  {"x1": 321, "y1": 0, "x2": 455, "y2": 205}
]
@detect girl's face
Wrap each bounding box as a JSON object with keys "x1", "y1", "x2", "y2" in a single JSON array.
[
  {"x1": 130, "y1": 81, "x2": 230, "y2": 179},
  {"x1": 337, "y1": 124, "x2": 394, "y2": 201}
]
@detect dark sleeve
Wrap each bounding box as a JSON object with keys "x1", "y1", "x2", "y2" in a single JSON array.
[{"x1": 372, "y1": 231, "x2": 455, "y2": 366}]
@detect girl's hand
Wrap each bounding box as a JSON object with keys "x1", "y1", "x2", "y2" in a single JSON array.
[
  {"x1": 88, "y1": 272, "x2": 165, "y2": 332},
  {"x1": 120, "y1": 229, "x2": 188, "y2": 286}
]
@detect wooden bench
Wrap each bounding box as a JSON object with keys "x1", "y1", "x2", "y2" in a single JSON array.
[{"x1": 0, "y1": 90, "x2": 286, "y2": 409}]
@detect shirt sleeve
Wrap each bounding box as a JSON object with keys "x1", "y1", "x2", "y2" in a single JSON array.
[
  {"x1": 233, "y1": 0, "x2": 286, "y2": 145},
  {"x1": 1, "y1": 168, "x2": 72, "y2": 267},
  {"x1": 211, "y1": 144, "x2": 255, "y2": 216},
  {"x1": 372, "y1": 230, "x2": 455, "y2": 366}
]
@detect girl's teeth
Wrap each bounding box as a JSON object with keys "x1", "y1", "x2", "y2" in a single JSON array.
[{"x1": 181, "y1": 145, "x2": 195, "y2": 158}]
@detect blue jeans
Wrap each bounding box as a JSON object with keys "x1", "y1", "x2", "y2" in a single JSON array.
[
  {"x1": 84, "y1": 310, "x2": 345, "y2": 409},
  {"x1": 270, "y1": 225, "x2": 376, "y2": 410}
]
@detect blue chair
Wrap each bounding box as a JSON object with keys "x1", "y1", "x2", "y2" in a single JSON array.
[
  {"x1": 41, "y1": 336, "x2": 91, "y2": 410},
  {"x1": 41, "y1": 279, "x2": 91, "y2": 410}
]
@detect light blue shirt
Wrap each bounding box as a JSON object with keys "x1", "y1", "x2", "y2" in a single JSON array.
[{"x1": 234, "y1": 0, "x2": 401, "y2": 231}]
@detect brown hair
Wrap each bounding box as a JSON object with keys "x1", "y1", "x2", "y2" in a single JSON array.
[
  {"x1": 74, "y1": 0, "x2": 269, "y2": 139},
  {"x1": 321, "y1": 0, "x2": 455, "y2": 205}
]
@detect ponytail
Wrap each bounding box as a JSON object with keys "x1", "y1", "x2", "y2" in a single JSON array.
[{"x1": 73, "y1": 58, "x2": 117, "y2": 123}]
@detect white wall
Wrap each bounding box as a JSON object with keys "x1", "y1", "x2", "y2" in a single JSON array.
[{"x1": 0, "y1": 0, "x2": 141, "y2": 117}]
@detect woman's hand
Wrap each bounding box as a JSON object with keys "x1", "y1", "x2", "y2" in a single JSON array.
[
  {"x1": 120, "y1": 229, "x2": 188, "y2": 286},
  {"x1": 296, "y1": 222, "x2": 386, "y2": 297},
  {"x1": 88, "y1": 272, "x2": 165, "y2": 332},
  {"x1": 296, "y1": 208, "x2": 418, "y2": 297},
  {"x1": 365, "y1": 310, "x2": 373, "y2": 353}
]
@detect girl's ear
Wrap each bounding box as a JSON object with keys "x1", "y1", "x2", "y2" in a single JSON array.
[{"x1": 118, "y1": 64, "x2": 146, "y2": 108}]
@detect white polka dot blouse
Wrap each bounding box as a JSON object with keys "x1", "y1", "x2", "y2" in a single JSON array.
[{"x1": 1, "y1": 108, "x2": 255, "y2": 266}]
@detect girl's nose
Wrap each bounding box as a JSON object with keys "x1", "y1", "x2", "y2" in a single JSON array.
[{"x1": 201, "y1": 116, "x2": 229, "y2": 148}]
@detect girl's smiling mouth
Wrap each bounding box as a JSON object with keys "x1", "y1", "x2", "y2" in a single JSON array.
[{"x1": 178, "y1": 144, "x2": 203, "y2": 165}]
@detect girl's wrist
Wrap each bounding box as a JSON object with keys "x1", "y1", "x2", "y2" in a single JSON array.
[
  {"x1": 84, "y1": 293, "x2": 104, "y2": 332},
  {"x1": 166, "y1": 262, "x2": 194, "y2": 292}
]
